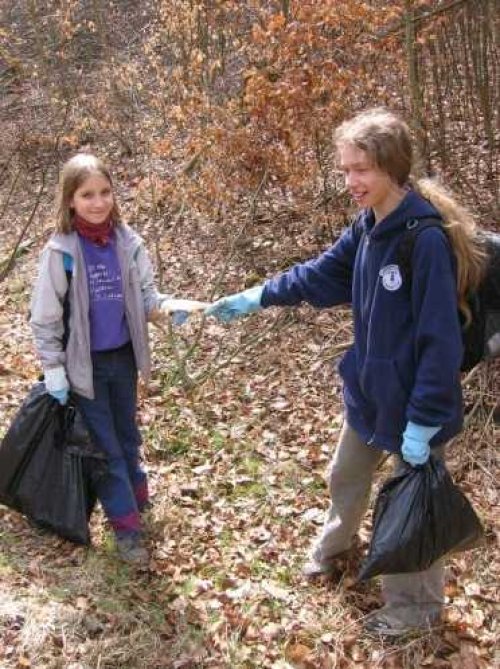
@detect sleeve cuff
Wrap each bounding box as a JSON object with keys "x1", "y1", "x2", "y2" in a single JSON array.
[{"x1": 404, "y1": 421, "x2": 441, "y2": 442}]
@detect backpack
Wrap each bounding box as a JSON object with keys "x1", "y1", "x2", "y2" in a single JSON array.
[{"x1": 398, "y1": 218, "x2": 500, "y2": 372}]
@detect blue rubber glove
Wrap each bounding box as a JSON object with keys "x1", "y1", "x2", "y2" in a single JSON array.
[
  {"x1": 401, "y1": 421, "x2": 441, "y2": 466},
  {"x1": 205, "y1": 285, "x2": 264, "y2": 323},
  {"x1": 50, "y1": 388, "x2": 69, "y2": 405},
  {"x1": 44, "y1": 366, "x2": 69, "y2": 406}
]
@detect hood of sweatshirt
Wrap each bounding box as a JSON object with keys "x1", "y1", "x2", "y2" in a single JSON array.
[{"x1": 361, "y1": 189, "x2": 442, "y2": 241}]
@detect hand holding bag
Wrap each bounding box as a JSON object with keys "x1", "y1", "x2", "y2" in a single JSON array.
[
  {"x1": 0, "y1": 383, "x2": 106, "y2": 544},
  {"x1": 358, "y1": 456, "x2": 484, "y2": 581}
]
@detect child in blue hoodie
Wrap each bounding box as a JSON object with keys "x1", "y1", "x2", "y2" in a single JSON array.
[{"x1": 205, "y1": 108, "x2": 486, "y2": 636}]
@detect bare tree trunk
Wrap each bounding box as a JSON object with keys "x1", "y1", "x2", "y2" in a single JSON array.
[
  {"x1": 404, "y1": 0, "x2": 428, "y2": 171},
  {"x1": 27, "y1": 0, "x2": 47, "y2": 73},
  {"x1": 476, "y1": 1, "x2": 494, "y2": 176},
  {"x1": 429, "y1": 39, "x2": 446, "y2": 169}
]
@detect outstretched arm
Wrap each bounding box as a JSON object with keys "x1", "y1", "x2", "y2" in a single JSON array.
[
  {"x1": 206, "y1": 220, "x2": 362, "y2": 322},
  {"x1": 134, "y1": 242, "x2": 208, "y2": 325}
]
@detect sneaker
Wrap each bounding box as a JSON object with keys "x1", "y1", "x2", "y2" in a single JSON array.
[
  {"x1": 302, "y1": 558, "x2": 339, "y2": 579},
  {"x1": 363, "y1": 610, "x2": 441, "y2": 640},
  {"x1": 302, "y1": 547, "x2": 355, "y2": 581},
  {"x1": 115, "y1": 534, "x2": 149, "y2": 567}
]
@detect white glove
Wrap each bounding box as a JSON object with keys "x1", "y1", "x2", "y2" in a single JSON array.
[
  {"x1": 160, "y1": 298, "x2": 210, "y2": 326},
  {"x1": 44, "y1": 366, "x2": 69, "y2": 405}
]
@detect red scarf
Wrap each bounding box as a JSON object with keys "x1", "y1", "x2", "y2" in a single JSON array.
[{"x1": 73, "y1": 214, "x2": 113, "y2": 246}]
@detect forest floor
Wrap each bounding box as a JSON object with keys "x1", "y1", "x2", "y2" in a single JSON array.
[{"x1": 0, "y1": 170, "x2": 498, "y2": 669}]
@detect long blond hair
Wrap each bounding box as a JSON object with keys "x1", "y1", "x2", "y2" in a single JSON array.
[
  {"x1": 335, "y1": 107, "x2": 486, "y2": 323},
  {"x1": 55, "y1": 153, "x2": 121, "y2": 234}
]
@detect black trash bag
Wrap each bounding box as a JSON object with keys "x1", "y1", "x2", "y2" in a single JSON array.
[
  {"x1": 358, "y1": 456, "x2": 484, "y2": 581},
  {"x1": 0, "y1": 383, "x2": 107, "y2": 545}
]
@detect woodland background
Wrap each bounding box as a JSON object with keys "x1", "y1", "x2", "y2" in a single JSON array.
[{"x1": 0, "y1": 1, "x2": 498, "y2": 668}]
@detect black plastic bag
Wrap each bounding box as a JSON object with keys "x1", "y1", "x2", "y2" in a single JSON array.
[
  {"x1": 0, "y1": 383, "x2": 107, "y2": 544},
  {"x1": 358, "y1": 456, "x2": 484, "y2": 581}
]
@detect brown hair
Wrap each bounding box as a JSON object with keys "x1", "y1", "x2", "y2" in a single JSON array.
[
  {"x1": 55, "y1": 153, "x2": 121, "y2": 234},
  {"x1": 335, "y1": 107, "x2": 486, "y2": 323}
]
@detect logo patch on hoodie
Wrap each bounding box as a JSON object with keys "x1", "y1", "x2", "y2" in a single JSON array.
[{"x1": 379, "y1": 264, "x2": 403, "y2": 291}]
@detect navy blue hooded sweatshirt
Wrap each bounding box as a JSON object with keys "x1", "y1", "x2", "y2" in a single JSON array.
[{"x1": 261, "y1": 190, "x2": 464, "y2": 453}]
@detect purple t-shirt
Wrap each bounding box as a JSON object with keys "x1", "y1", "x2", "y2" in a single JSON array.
[{"x1": 79, "y1": 234, "x2": 131, "y2": 351}]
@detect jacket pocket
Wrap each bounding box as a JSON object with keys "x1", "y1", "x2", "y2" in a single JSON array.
[
  {"x1": 338, "y1": 349, "x2": 374, "y2": 424},
  {"x1": 359, "y1": 357, "x2": 409, "y2": 440}
]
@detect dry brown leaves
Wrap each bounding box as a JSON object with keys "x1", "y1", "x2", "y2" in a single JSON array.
[{"x1": 2, "y1": 213, "x2": 498, "y2": 669}]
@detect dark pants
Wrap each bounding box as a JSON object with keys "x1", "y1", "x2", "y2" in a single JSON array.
[{"x1": 74, "y1": 343, "x2": 148, "y2": 538}]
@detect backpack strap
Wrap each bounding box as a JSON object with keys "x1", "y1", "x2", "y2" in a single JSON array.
[
  {"x1": 398, "y1": 216, "x2": 443, "y2": 285},
  {"x1": 62, "y1": 252, "x2": 73, "y2": 274},
  {"x1": 62, "y1": 252, "x2": 73, "y2": 350}
]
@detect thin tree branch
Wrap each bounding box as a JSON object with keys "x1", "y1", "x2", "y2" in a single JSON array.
[
  {"x1": 0, "y1": 101, "x2": 72, "y2": 283},
  {"x1": 374, "y1": 0, "x2": 469, "y2": 40}
]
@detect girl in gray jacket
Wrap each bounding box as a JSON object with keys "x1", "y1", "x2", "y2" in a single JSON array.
[{"x1": 30, "y1": 153, "x2": 203, "y2": 565}]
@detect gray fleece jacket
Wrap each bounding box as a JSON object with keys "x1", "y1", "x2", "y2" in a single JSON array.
[{"x1": 30, "y1": 223, "x2": 165, "y2": 399}]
